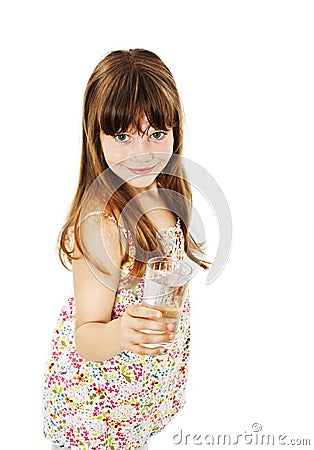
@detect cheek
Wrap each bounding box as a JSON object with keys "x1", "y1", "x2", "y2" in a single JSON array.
[
  {"x1": 158, "y1": 135, "x2": 174, "y2": 155},
  {"x1": 101, "y1": 138, "x2": 124, "y2": 167},
  {"x1": 104, "y1": 148, "x2": 125, "y2": 166}
]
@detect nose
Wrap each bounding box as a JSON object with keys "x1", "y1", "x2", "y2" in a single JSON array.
[
  {"x1": 128, "y1": 152, "x2": 154, "y2": 164},
  {"x1": 128, "y1": 139, "x2": 154, "y2": 163}
]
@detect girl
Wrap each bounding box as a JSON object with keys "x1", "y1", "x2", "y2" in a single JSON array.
[{"x1": 42, "y1": 48, "x2": 210, "y2": 450}]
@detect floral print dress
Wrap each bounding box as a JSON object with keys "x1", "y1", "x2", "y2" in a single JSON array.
[{"x1": 42, "y1": 213, "x2": 190, "y2": 450}]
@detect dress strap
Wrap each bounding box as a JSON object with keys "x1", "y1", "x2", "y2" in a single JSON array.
[
  {"x1": 81, "y1": 211, "x2": 116, "y2": 224},
  {"x1": 81, "y1": 211, "x2": 129, "y2": 237}
]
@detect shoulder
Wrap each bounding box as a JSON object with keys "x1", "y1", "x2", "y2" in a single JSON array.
[
  {"x1": 101, "y1": 212, "x2": 123, "y2": 263},
  {"x1": 73, "y1": 210, "x2": 124, "y2": 266}
]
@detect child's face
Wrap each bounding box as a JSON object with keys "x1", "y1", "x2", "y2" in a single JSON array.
[{"x1": 100, "y1": 117, "x2": 174, "y2": 190}]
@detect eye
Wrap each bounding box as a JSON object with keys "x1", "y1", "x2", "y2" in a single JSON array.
[
  {"x1": 114, "y1": 133, "x2": 130, "y2": 142},
  {"x1": 151, "y1": 131, "x2": 166, "y2": 140}
]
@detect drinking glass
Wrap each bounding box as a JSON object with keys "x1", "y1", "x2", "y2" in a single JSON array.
[{"x1": 141, "y1": 256, "x2": 193, "y2": 349}]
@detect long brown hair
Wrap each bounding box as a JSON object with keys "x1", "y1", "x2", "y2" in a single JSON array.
[{"x1": 59, "y1": 49, "x2": 210, "y2": 281}]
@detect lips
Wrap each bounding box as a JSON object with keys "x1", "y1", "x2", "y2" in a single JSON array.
[{"x1": 126, "y1": 164, "x2": 158, "y2": 175}]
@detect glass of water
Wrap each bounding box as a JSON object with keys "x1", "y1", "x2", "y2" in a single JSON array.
[{"x1": 141, "y1": 256, "x2": 193, "y2": 349}]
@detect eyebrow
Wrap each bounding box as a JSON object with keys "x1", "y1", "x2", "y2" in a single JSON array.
[{"x1": 125, "y1": 126, "x2": 168, "y2": 136}]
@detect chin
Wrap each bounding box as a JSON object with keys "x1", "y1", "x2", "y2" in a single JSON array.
[{"x1": 126, "y1": 175, "x2": 158, "y2": 190}]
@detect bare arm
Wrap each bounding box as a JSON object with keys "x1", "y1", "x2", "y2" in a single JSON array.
[{"x1": 73, "y1": 217, "x2": 175, "y2": 361}]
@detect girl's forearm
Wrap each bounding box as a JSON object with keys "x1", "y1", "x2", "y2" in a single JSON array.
[{"x1": 75, "y1": 318, "x2": 124, "y2": 361}]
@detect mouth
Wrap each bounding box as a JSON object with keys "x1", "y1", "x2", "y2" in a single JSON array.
[{"x1": 126, "y1": 164, "x2": 158, "y2": 175}]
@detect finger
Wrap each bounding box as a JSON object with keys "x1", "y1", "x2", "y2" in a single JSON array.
[
  {"x1": 134, "y1": 318, "x2": 175, "y2": 333},
  {"x1": 136, "y1": 330, "x2": 175, "y2": 346},
  {"x1": 127, "y1": 304, "x2": 162, "y2": 320},
  {"x1": 127, "y1": 343, "x2": 167, "y2": 356},
  {"x1": 126, "y1": 328, "x2": 174, "y2": 346}
]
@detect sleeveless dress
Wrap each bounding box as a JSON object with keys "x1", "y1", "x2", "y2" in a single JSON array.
[{"x1": 42, "y1": 213, "x2": 191, "y2": 450}]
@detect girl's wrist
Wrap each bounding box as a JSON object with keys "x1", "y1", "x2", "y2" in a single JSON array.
[{"x1": 114, "y1": 316, "x2": 126, "y2": 353}]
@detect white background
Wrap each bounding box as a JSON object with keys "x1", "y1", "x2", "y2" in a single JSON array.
[{"x1": 1, "y1": 0, "x2": 313, "y2": 448}]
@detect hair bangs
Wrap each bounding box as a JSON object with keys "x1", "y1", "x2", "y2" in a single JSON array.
[{"x1": 99, "y1": 69, "x2": 178, "y2": 136}]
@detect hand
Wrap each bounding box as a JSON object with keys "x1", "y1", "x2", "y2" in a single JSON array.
[{"x1": 118, "y1": 305, "x2": 175, "y2": 355}]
